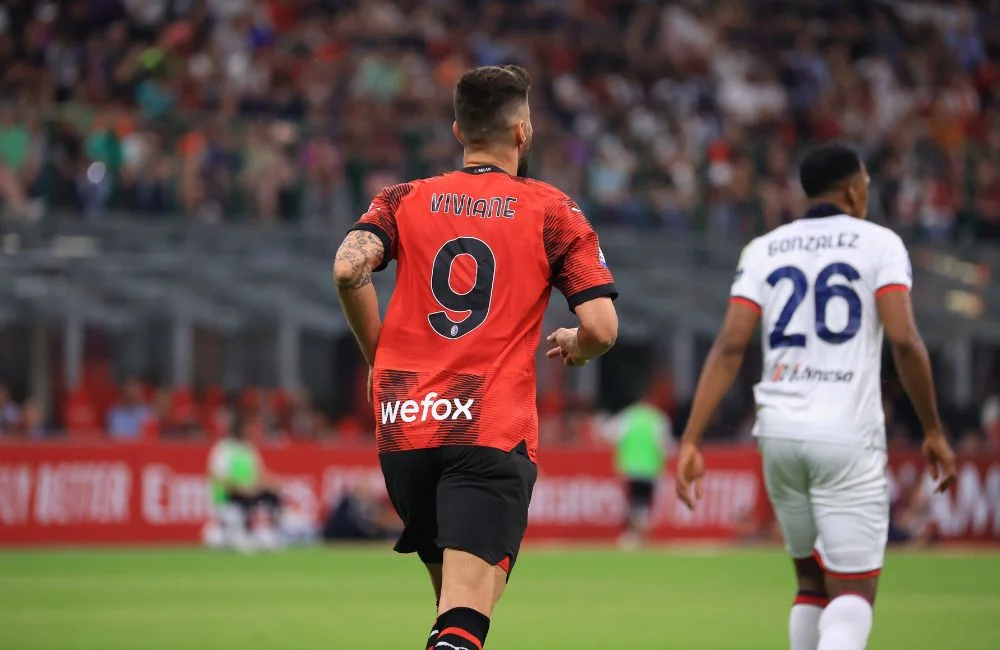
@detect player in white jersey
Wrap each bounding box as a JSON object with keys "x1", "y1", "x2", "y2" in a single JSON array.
[{"x1": 674, "y1": 145, "x2": 957, "y2": 650}]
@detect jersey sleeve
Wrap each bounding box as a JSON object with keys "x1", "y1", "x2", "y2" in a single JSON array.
[
  {"x1": 874, "y1": 232, "x2": 912, "y2": 296},
  {"x1": 348, "y1": 183, "x2": 414, "y2": 272},
  {"x1": 543, "y1": 197, "x2": 618, "y2": 311},
  {"x1": 729, "y1": 239, "x2": 763, "y2": 314}
]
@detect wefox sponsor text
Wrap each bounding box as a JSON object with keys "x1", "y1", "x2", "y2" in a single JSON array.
[{"x1": 380, "y1": 392, "x2": 475, "y2": 424}]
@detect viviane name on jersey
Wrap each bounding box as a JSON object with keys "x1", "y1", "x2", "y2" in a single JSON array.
[{"x1": 430, "y1": 193, "x2": 519, "y2": 220}]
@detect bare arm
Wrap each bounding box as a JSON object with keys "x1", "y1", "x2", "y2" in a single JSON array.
[
  {"x1": 675, "y1": 301, "x2": 757, "y2": 510},
  {"x1": 877, "y1": 288, "x2": 956, "y2": 491},
  {"x1": 680, "y1": 301, "x2": 759, "y2": 447},
  {"x1": 333, "y1": 230, "x2": 385, "y2": 366},
  {"x1": 576, "y1": 297, "x2": 618, "y2": 355},
  {"x1": 876, "y1": 290, "x2": 942, "y2": 433},
  {"x1": 546, "y1": 297, "x2": 618, "y2": 365}
]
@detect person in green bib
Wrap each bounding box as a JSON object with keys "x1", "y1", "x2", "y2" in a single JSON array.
[
  {"x1": 605, "y1": 389, "x2": 673, "y2": 549},
  {"x1": 207, "y1": 418, "x2": 283, "y2": 551}
]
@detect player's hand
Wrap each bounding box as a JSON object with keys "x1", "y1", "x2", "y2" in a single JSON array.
[
  {"x1": 366, "y1": 366, "x2": 374, "y2": 406},
  {"x1": 546, "y1": 327, "x2": 587, "y2": 367},
  {"x1": 922, "y1": 430, "x2": 957, "y2": 493},
  {"x1": 675, "y1": 441, "x2": 705, "y2": 511}
]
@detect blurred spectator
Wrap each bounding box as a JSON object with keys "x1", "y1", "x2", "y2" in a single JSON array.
[
  {"x1": 321, "y1": 482, "x2": 402, "y2": 542},
  {"x1": 0, "y1": 384, "x2": 22, "y2": 435},
  {"x1": 134, "y1": 67, "x2": 175, "y2": 121},
  {"x1": 107, "y1": 377, "x2": 152, "y2": 440},
  {"x1": 982, "y1": 395, "x2": 1000, "y2": 449},
  {"x1": 888, "y1": 476, "x2": 933, "y2": 547},
  {"x1": 199, "y1": 123, "x2": 239, "y2": 221},
  {"x1": 121, "y1": 127, "x2": 173, "y2": 215},
  {"x1": 241, "y1": 121, "x2": 294, "y2": 221},
  {"x1": 141, "y1": 389, "x2": 173, "y2": 440},
  {"x1": 19, "y1": 399, "x2": 47, "y2": 439},
  {"x1": 207, "y1": 417, "x2": 284, "y2": 551},
  {"x1": 975, "y1": 159, "x2": 1000, "y2": 241},
  {"x1": 0, "y1": 107, "x2": 40, "y2": 219},
  {"x1": 918, "y1": 172, "x2": 959, "y2": 242},
  {"x1": 759, "y1": 143, "x2": 802, "y2": 232},
  {"x1": 603, "y1": 389, "x2": 672, "y2": 550},
  {"x1": 177, "y1": 126, "x2": 208, "y2": 216},
  {"x1": 77, "y1": 114, "x2": 121, "y2": 217},
  {"x1": 204, "y1": 402, "x2": 237, "y2": 440},
  {"x1": 957, "y1": 428, "x2": 986, "y2": 455},
  {"x1": 300, "y1": 133, "x2": 351, "y2": 230}
]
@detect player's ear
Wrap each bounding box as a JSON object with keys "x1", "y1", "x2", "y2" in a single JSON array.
[
  {"x1": 515, "y1": 120, "x2": 527, "y2": 148},
  {"x1": 452, "y1": 121, "x2": 464, "y2": 146},
  {"x1": 846, "y1": 180, "x2": 861, "y2": 217}
]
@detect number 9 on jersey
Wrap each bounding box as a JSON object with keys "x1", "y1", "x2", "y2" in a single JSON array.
[{"x1": 428, "y1": 237, "x2": 497, "y2": 339}]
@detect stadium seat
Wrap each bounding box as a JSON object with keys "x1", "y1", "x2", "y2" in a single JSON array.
[
  {"x1": 169, "y1": 388, "x2": 197, "y2": 424},
  {"x1": 269, "y1": 388, "x2": 292, "y2": 417},
  {"x1": 139, "y1": 415, "x2": 161, "y2": 441},
  {"x1": 335, "y1": 416, "x2": 364, "y2": 444},
  {"x1": 241, "y1": 387, "x2": 262, "y2": 413},
  {"x1": 202, "y1": 385, "x2": 225, "y2": 410},
  {"x1": 65, "y1": 389, "x2": 101, "y2": 439},
  {"x1": 82, "y1": 361, "x2": 118, "y2": 426}
]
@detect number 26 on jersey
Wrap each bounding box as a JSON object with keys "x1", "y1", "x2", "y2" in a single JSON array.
[{"x1": 767, "y1": 262, "x2": 862, "y2": 349}]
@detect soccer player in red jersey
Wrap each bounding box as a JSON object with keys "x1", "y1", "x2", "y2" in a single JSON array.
[{"x1": 333, "y1": 65, "x2": 619, "y2": 650}]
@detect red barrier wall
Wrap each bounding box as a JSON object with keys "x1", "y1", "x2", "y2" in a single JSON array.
[{"x1": 1, "y1": 443, "x2": 997, "y2": 545}]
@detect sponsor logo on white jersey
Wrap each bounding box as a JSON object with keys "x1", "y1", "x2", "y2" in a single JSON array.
[{"x1": 769, "y1": 363, "x2": 855, "y2": 384}]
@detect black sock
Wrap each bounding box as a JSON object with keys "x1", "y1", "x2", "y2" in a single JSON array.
[
  {"x1": 426, "y1": 615, "x2": 440, "y2": 650},
  {"x1": 433, "y1": 607, "x2": 490, "y2": 650}
]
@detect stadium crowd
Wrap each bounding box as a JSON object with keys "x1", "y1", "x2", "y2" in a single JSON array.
[
  {"x1": 0, "y1": 0, "x2": 997, "y2": 241},
  {"x1": 0, "y1": 0, "x2": 998, "y2": 450}
]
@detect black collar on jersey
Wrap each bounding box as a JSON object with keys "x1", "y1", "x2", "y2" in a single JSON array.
[
  {"x1": 460, "y1": 164, "x2": 508, "y2": 176},
  {"x1": 802, "y1": 202, "x2": 848, "y2": 219}
]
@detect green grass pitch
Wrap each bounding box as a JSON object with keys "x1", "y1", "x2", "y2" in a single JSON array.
[{"x1": 1, "y1": 546, "x2": 998, "y2": 650}]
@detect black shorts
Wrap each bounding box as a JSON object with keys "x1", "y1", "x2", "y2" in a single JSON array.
[
  {"x1": 225, "y1": 488, "x2": 281, "y2": 510},
  {"x1": 379, "y1": 441, "x2": 537, "y2": 574},
  {"x1": 626, "y1": 479, "x2": 656, "y2": 511}
]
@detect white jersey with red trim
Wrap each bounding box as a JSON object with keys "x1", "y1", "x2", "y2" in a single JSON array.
[{"x1": 731, "y1": 205, "x2": 912, "y2": 449}]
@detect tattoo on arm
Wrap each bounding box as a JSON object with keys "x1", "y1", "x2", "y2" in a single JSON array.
[{"x1": 334, "y1": 231, "x2": 385, "y2": 290}]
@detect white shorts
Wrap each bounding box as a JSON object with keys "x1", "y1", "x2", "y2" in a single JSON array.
[{"x1": 759, "y1": 437, "x2": 889, "y2": 576}]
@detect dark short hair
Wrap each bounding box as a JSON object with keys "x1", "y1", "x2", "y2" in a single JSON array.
[
  {"x1": 454, "y1": 65, "x2": 531, "y2": 146},
  {"x1": 798, "y1": 144, "x2": 863, "y2": 198}
]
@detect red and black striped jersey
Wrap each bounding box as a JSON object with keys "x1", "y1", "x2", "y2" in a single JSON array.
[{"x1": 351, "y1": 164, "x2": 616, "y2": 461}]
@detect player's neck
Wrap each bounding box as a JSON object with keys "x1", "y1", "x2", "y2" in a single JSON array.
[
  {"x1": 463, "y1": 150, "x2": 517, "y2": 176},
  {"x1": 807, "y1": 198, "x2": 855, "y2": 219}
]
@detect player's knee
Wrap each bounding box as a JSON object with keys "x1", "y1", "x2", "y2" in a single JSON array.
[
  {"x1": 491, "y1": 569, "x2": 507, "y2": 609},
  {"x1": 793, "y1": 555, "x2": 827, "y2": 594},
  {"x1": 439, "y1": 549, "x2": 505, "y2": 616},
  {"x1": 825, "y1": 576, "x2": 878, "y2": 604}
]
